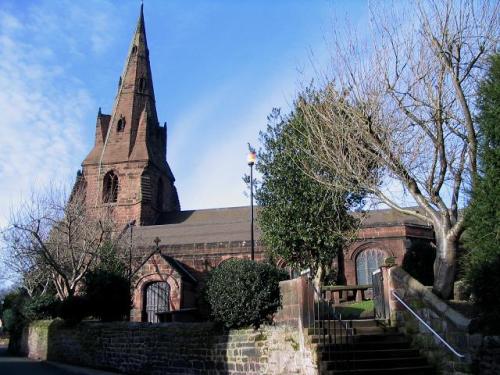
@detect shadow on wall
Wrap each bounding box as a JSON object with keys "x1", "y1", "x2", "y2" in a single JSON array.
[{"x1": 402, "y1": 239, "x2": 436, "y2": 286}]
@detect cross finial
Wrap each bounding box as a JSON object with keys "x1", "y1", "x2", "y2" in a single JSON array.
[{"x1": 153, "y1": 236, "x2": 161, "y2": 251}]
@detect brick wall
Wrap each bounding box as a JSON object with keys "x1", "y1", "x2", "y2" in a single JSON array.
[{"x1": 18, "y1": 321, "x2": 314, "y2": 375}]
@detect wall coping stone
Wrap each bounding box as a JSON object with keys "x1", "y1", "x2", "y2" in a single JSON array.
[{"x1": 391, "y1": 267, "x2": 471, "y2": 330}]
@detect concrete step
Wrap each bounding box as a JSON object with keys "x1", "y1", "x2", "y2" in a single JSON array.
[
  {"x1": 312, "y1": 339, "x2": 412, "y2": 351},
  {"x1": 322, "y1": 356, "x2": 429, "y2": 370},
  {"x1": 307, "y1": 326, "x2": 397, "y2": 336},
  {"x1": 319, "y1": 348, "x2": 421, "y2": 361},
  {"x1": 316, "y1": 319, "x2": 379, "y2": 329},
  {"x1": 319, "y1": 365, "x2": 435, "y2": 375},
  {"x1": 308, "y1": 333, "x2": 407, "y2": 344}
]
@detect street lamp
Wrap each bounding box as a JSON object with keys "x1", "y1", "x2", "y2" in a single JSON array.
[{"x1": 247, "y1": 151, "x2": 257, "y2": 261}]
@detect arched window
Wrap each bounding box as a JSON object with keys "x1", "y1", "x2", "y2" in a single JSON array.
[
  {"x1": 102, "y1": 171, "x2": 118, "y2": 203},
  {"x1": 356, "y1": 249, "x2": 386, "y2": 285},
  {"x1": 157, "y1": 178, "x2": 164, "y2": 210},
  {"x1": 117, "y1": 117, "x2": 125, "y2": 132},
  {"x1": 144, "y1": 281, "x2": 170, "y2": 323},
  {"x1": 138, "y1": 77, "x2": 146, "y2": 91},
  {"x1": 131, "y1": 45, "x2": 137, "y2": 55}
]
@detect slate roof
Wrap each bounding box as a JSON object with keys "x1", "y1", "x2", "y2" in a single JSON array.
[{"x1": 133, "y1": 206, "x2": 432, "y2": 247}]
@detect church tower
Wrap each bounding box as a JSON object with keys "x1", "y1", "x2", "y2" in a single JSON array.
[{"x1": 79, "y1": 5, "x2": 180, "y2": 226}]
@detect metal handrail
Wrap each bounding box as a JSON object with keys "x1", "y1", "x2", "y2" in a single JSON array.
[
  {"x1": 391, "y1": 290, "x2": 465, "y2": 359},
  {"x1": 306, "y1": 277, "x2": 355, "y2": 372}
]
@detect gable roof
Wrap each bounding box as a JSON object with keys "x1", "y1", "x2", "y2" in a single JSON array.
[{"x1": 159, "y1": 253, "x2": 197, "y2": 283}]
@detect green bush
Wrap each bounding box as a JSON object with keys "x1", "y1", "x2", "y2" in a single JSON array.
[
  {"x1": 205, "y1": 259, "x2": 286, "y2": 328},
  {"x1": 57, "y1": 296, "x2": 89, "y2": 325},
  {"x1": 2, "y1": 308, "x2": 18, "y2": 332},
  {"x1": 84, "y1": 270, "x2": 131, "y2": 322},
  {"x1": 1, "y1": 290, "x2": 28, "y2": 333},
  {"x1": 21, "y1": 294, "x2": 59, "y2": 321},
  {"x1": 1, "y1": 290, "x2": 58, "y2": 332}
]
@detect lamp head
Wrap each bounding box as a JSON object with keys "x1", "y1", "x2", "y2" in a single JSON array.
[{"x1": 247, "y1": 151, "x2": 256, "y2": 166}]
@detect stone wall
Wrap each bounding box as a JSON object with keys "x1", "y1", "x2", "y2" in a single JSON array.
[
  {"x1": 18, "y1": 320, "x2": 314, "y2": 375},
  {"x1": 387, "y1": 266, "x2": 500, "y2": 375}
]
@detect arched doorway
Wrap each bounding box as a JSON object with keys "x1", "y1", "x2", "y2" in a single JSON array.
[
  {"x1": 144, "y1": 281, "x2": 170, "y2": 323},
  {"x1": 356, "y1": 249, "x2": 386, "y2": 285}
]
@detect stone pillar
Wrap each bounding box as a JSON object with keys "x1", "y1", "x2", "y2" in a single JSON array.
[{"x1": 381, "y1": 265, "x2": 402, "y2": 325}]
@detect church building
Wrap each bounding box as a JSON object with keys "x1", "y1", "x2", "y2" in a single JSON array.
[{"x1": 76, "y1": 6, "x2": 435, "y2": 323}]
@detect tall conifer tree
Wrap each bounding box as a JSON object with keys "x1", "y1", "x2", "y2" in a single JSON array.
[{"x1": 464, "y1": 55, "x2": 500, "y2": 330}]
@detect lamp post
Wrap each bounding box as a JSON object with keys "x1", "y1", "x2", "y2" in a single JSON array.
[{"x1": 247, "y1": 151, "x2": 256, "y2": 261}]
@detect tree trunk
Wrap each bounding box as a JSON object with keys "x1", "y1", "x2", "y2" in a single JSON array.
[
  {"x1": 313, "y1": 264, "x2": 325, "y2": 293},
  {"x1": 432, "y1": 230, "x2": 458, "y2": 300},
  {"x1": 336, "y1": 251, "x2": 347, "y2": 285}
]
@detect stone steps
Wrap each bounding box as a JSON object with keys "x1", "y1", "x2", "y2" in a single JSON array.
[{"x1": 311, "y1": 319, "x2": 435, "y2": 375}]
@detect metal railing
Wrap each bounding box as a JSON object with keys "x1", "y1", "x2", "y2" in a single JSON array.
[
  {"x1": 306, "y1": 277, "x2": 355, "y2": 372},
  {"x1": 391, "y1": 290, "x2": 465, "y2": 359}
]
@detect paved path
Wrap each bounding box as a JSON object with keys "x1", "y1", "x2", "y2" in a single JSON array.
[
  {"x1": 0, "y1": 345, "x2": 74, "y2": 375},
  {"x1": 0, "y1": 345, "x2": 120, "y2": 375}
]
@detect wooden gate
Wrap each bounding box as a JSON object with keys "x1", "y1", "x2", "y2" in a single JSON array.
[{"x1": 145, "y1": 281, "x2": 170, "y2": 323}]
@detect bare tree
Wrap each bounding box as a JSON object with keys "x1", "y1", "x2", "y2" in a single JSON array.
[
  {"x1": 2, "y1": 186, "x2": 116, "y2": 300},
  {"x1": 297, "y1": 0, "x2": 499, "y2": 298}
]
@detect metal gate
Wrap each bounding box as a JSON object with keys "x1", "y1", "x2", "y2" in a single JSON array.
[
  {"x1": 145, "y1": 281, "x2": 170, "y2": 323},
  {"x1": 372, "y1": 269, "x2": 388, "y2": 320}
]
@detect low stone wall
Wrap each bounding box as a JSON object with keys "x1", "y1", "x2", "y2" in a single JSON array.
[
  {"x1": 17, "y1": 320, "x2": 314, "y2": 375},
  {"x1": 388, "y1": 266, "x2": 500, "y2": 375}
]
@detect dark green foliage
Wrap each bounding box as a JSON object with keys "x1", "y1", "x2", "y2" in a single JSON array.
[
  {"x1": 1, "y1": 290, "x2": 26, "y2": 333},
  {"x1": 21, "y1": 294, "x2": 58, "y2": 321},
  {"x1": 402, "y1": 239, "x2": 435, "y2": 286},
  {"x1": 255, "y1": 107, "x2": 364, "y2": 279},
  {"x1": 205, "y1": 259, "x2": 286, "y2": 328},
  {"x1": 84, "y1": 270, "x2": 131, "y2": 322},
  {"x1": 57, "y1": 296, "x2": 89, "y2": 325},
  {"x1": 78, "y1": 241, "x2": 131, "y2": 322},
  {"x1": 1, "y1": 290, "x2": 57, "y2": 332},
  {"x1": 463, "y1": 55, "x2": 500, "y2": 332},
  {"x1": 97, "y1": 241, "x2": 128, "y2": 276}
]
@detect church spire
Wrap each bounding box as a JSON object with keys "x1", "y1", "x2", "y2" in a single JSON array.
[{"x1": 104, "y1": 3, "x2": 159, "y2": 160}]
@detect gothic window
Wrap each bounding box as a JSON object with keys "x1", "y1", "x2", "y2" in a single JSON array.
[
  {"x1": 117, "y1": 117, "x2": 125, "y2": 132},
  {"x1": 144, "y1": 281, "x2": 170, "y2": 323},
  {"x1": 356, "y1": 249, "x2": 386, "y2": 285},
  {"x1": 139, "y1": 77, "x2": 146, "y2": 91},
  {"x1": 131, "y1": 45, "x2": 137, "y2": 55},
  {"x1": 102, "y1": 171, "x2": 118, "y2": 203},
  {"x1": 141, "y1": 173, "x2": 152, "y2": 202},
  {"x1": 157, "y1": 178, "x2": 164, "y2": 210}
]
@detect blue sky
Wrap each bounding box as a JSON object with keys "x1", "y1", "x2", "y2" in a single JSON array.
[{"x1": 0, "y1": 0, "x2": 372, "y2": 226}]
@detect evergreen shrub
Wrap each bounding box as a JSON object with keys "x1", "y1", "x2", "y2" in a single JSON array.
[
  {"x1": 57, "y1": 296, "x2": 89, "y2": 325},
  {"x1": 84, "y1": 270, "x2": 131, "y2": 322},
  {"x1": 205, "y1": 259, "x2": 286, "y2": 328}
]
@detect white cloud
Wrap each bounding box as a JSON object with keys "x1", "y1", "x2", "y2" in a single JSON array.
[{"x1": 0, "y1": 2, "x2": 118, "y2": 228}]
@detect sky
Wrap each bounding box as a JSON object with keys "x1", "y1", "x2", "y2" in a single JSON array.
[{"x1": 0, "y1": 0, "x2": 374, "y2": 228}]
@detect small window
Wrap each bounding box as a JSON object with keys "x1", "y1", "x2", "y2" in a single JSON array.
[
  {"x1": 103, "y1": 171, "x2": 119, "y2": 203},
  {"x1": 131, "y1": 45, "x2": 137, "y2": 55},
  {"x1": 117, "y1": 117, "x2": 125, "y2": 132},
  {"x1": 139, "y1": 77, "x2": 146, "y2": 91}
]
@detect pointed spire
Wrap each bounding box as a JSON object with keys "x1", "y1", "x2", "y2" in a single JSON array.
[{"x1": 101, "y1": 3, "x2": 160, "y2": 163}]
